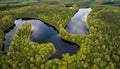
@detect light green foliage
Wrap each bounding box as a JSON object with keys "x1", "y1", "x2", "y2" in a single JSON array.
[
  {"x1": 87, "y1": 5, "x2": 120, "y2": 69},
  {"x1": 37, "y1": 4, "x2": 78, "y2": 31},
  {"x1": 2, "y1": 23, "x2": 55, "y2": 69},
  {"x1": 41, "y1": 4, "x2": 120, "y2": 69},
  {"x1": 0, "y1": 15, "x2": 14, "y2": 30},
  {"x1": 0, "y1": 2, "x2": 120, "y2": 69}
]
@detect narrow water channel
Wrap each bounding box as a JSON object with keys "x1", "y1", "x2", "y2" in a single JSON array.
[{"x1": 66, "y1": 8, "x2": 92, "y2": 34}]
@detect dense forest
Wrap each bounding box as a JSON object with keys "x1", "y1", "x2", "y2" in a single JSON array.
[
  {"x1": 0, "y1": 0, "x2": 120, "y2": 69},
  {"x1": 0, "y1": 0, "x2": 120, "y2": 2}
]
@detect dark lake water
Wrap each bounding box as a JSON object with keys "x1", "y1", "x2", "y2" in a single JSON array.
[
  {"x1": 3, "y1": 19, "x2": 79, "y2": 59},
  {"x1": 66, "y1": 8, "x2": 92, "y2": 34},
  {"x1": 3, "y1": 8, "x2": 91, "y2": 59}
]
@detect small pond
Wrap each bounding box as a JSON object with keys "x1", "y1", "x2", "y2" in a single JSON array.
[
  {"x1": 3, "y1": 19, "x2": 79, "y2": 59},
  {"x1": 66, "y1": 8, "x2": 92, "y2": 34}
]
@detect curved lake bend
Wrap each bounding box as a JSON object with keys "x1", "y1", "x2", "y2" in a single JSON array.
[
  {"x1": 3, "y1": 19, "x2": 79, "y2": 59},
  {"x1": 3, "y1": 8, "x2": 91, "y2": 58},
  {"x1": 66, "y1": 8, "x2": 92, "y2": 34}
]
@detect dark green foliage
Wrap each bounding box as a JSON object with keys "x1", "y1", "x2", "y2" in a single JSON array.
[
  {"x1": 64, "y1": 2, "x2": 73, "y2": 7},
  {"x1": 0, "y1": 30, "x2": 4, "y2": 51},
  {"x1": 0, "y1": 3, "x2": 28, "y2": 10},
  {"x1": 0, "y1": 2, "x2": 120, "y2": 69}
]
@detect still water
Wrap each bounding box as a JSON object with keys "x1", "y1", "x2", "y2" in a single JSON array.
[
  {"x1": 3, "y1": 19, "x2": 79, "y2": 59},
  {"x1": 66, "y1": 8, "x2": 92, "y2": 34},
  {"x1": 3, "y1": 8, "x2": 91, "y2": 59}
]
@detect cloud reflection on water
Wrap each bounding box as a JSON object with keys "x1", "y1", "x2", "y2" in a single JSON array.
[
  {"x1": 66, "y1": 8, "x2": 92, "y2": 34},
  {"x1": 4, "y1": 19, "x2": 79, "y2": 59}
]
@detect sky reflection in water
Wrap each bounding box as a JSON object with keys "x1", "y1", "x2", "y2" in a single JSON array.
[
  {"x1": 3, "y1": 8, "x2": 91, "y2": 58},
  {"x1": 66, "y1": 8, "x2": 92, "y2": 34},
  {"x1": 3, "y1": 19, "x2": 79, "y2": 59}
]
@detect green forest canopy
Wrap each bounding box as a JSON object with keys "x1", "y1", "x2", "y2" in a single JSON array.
[{"x1": 0, "y1": 0, "x2": 120, "y2": 2}]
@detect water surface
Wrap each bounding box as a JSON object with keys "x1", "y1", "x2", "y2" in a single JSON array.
[
  {"x1": 3, "y1": 8, "x2": 91, "y2": 58},
  {"x1": 66, "y1": 8, "x2": 92, "y2": 34},
  {"x1": 3, "y1": 19, "x2": 79, "y2": 59}
]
